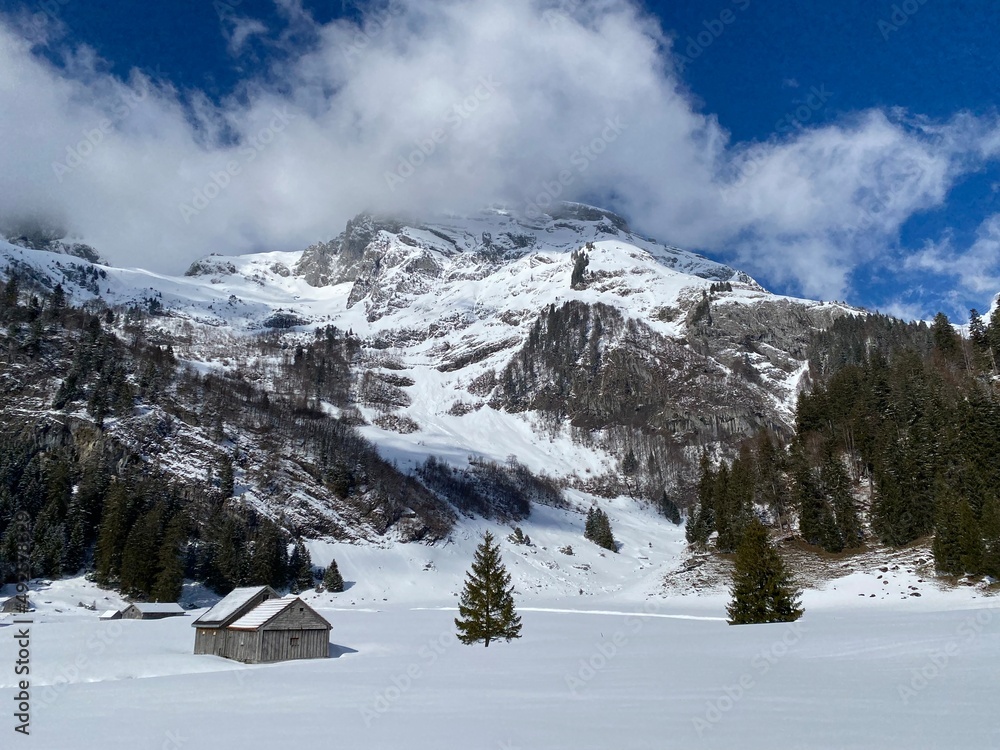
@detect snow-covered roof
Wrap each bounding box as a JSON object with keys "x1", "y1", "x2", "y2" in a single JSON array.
[
  {"x1": 127, "y1": 602, "x2": 184, "y2": 614},
  {"x1": 98, "y1": 609, "x2": 120, "y2": 619},
  {"x1": 228, "y1": 596, "x2": 330, "y2": 631},
  {"x1": 228, "y1": 597, "x2": 297, "y2": 630},
  {"x1": 193, "y1": 586, "x2": 277, "y2": 627}
]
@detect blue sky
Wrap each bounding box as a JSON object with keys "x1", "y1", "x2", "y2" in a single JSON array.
[{"x1": 0, "y1": 0, "x2": 998, "y2": 320}]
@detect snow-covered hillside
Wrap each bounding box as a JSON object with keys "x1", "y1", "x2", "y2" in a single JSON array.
[{"x1": 0, "y1": 204, "x2": 855, "y2": 491}]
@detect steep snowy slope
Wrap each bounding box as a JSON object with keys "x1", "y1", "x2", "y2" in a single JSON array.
[{"x1": 1, "y1": 205, "x2": 855, "y2": 494}]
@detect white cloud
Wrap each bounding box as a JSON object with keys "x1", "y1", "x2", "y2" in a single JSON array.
[
  {"x1": 225, "y1": 18, "x2": 269, "y2": 56},
  {"x1": 0, "y1": 0, "x2": 998, "y2": 305},
  {"x1": 906, "y1": 215, "x2": 1000, "y2": 299}
]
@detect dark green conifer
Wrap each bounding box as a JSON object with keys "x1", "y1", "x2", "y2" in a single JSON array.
[
  {"x1": 323, "y1": 558, "x2": 344, "y2": 592},
  {"x1": 727, "y1": 518, "x2": 803, "y2": 625},
  {"x1": 584, "y1": 506, "x2": 616, "y2": 552},
  {"x1": 455, "y1": 531, "x2": 522, "y2": 647}
]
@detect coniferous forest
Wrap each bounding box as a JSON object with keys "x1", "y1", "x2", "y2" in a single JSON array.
[
  {"x1": 0, "y1": 274, "x2": 461, "y2": 599},
  {"x1": 689, "y1": 306, "x2": 1000, "y2": 578}
]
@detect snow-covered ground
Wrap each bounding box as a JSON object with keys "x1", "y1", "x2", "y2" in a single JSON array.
[
  {"x1": 3, "y1": 511, "x2": 998, "y2": 750},
  {"x1": 2, "y1": 583, "x2": 998, "y2": 749}
]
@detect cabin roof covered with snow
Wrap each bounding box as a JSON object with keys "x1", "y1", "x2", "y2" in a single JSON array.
[
  {"x1": 193, "y1": 586, "x2": 279, "y2": 627},
  {"x1": 228, "y1": 596, "x2": 330, "y2": 631},
  {"x1": 127, "y1": 602, "x2": 185, "y2": 614}
]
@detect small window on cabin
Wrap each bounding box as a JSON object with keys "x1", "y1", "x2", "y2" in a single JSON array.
[{"x1": 290, "y1": 637, "x2": 300, "y2": 647}]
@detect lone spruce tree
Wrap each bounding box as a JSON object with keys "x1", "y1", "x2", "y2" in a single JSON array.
[
  {"x1": 455, "y1": 531, "x2": 522, "y2": 647},
  {"x1": 727, "y1": 518, "x2": 803, "y2": 625},
  {"x1": 323, "y1": 558, "x2": 344, "y2": 593}
]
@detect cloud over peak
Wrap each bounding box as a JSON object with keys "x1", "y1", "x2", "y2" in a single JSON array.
[{"x1": 0, "y1": 0, "x2": 998, "y2": 313}]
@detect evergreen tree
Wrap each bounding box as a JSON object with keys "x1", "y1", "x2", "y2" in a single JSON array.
[
  {"x1": 218, "y1": 453, "x2": 235, "y2": 500},
  {"x1": 717, "y1": 448, "x2": 754, "y2": 552},
  {"x1": 620, "y1": 449, "x2": 638, "y2": 497},
  {"x1": 455, "y1": 531, "x2": 522, "y2": 647},
  {"x1": 47, "y1": 283, "x2": 66, "y2": 319},
  {"x1": 151, "y1": 513, "x2": 187, "y2": 602},
  {"x1": 290, "y1": 540, "x2": 314, "y2": 591},
  {"x1": 988, "y1": 304, "x2": 1000, "y2": 368},
  {"x1": 94, "y1": 480, "x2": 130, "y2": 584},
  {"x1": 822, "y1": 446, "x2": 861, "y2": 550},
  {"x1": 570, "y1": 248, "x2": 589, "y2": 289},
  {"x1": 248, "y1": 520, "x2": 288, "y2": 589},
  {"x1": 120, "y1": 503, "x2": 165, "y2": 598},
  {"x1": 658, "y1": 492, "x2": 682, "y2": 525},
  {"x1": 686, "y1": 452, "x2": 715, "y2": 547},
  {"x1": 931, "y1": 311, "x2": 962, "y2": 367},
  {"x1": 979, "y1": 494, "x2": 1000, "y2": 579},
  {"x1": 727, "y1": 518, "x2": 803, "y2": 625},
  {"x1": 322, "y1": 558, "x2": 344, "y2": 592},
  {"x1": 584, "y1": 506, "x2": 616, "y2": 552},
  {"x1": 793, "y1": 442, "x2": 841, "y2": 552},
  {"x1": 932, "y1": 479, "x2": 964, "y2": 575}
]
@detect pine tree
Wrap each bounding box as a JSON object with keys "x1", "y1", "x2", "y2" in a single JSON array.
[
  {"x1": 686, "y1": 452, "x2": 715, "y2": 547},
  {"x1": 931, "y1": 311, "x2": 960, "y2": 360},
  {"x1": 620, "y1": 449, "x2": 638, "y2": 497},
  {"x1": 658, "y1": 492, "x2": 682, "y2": 525},
  {"x1": 455, "y1": 531, "x2": 522, "y2": 647},
  {"x1": 570, "y1": 248, "x2": 589, "y2": 289},
  {"x1": 717, "y1": 449, "x2": 753, "y2": 552},
  {"x1": 290, "y1": 540, "x2": 314, "y2": 591},
  {"x1": 151, "y1": 513, "x2": 187, "y2": 602},
  {"x1": 979, "y1": 494, "x2": 1000, "y2": 579},
  {"x1": 323, "y1": 558, "x2": 344, "y2": 592},
  {"x1": 248, "y1": 520, "x2": 288, "y2": 589},
  {"x1": 218, "y1": 453, "x2": 235, "y2": 500},
  {"x1": 932, "y1": 479, "x2": 964, "y2": 575},
  {"x1": 727, "y1": 518, "x2": 803, "y2": 625},
  {"x1": 584, "y1": 506, "x2": 616, "y2": 552},
  {"x1": 822, "y1": 446, "x2": 860, "y2": 550},
  {"x1": 94, "y1": 480, "x2": 130, "y2": 585}
]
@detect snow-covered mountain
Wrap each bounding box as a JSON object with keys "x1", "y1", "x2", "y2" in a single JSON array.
[{"x1": 0, "y1": 204, "x2": 860, "y2": 508}]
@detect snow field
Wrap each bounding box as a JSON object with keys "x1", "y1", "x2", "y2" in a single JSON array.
[{"x1": 3, "y1": 599, "x2": 1000, "y2": 749}]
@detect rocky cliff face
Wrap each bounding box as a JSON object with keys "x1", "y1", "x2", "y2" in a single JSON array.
[{"x1": 0, "y1": 203, "x2": 860, "y2": 513}]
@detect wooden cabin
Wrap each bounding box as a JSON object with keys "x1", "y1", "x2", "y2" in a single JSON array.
[
  {"x1": 225, "y1": 597, "x2": 331, "y2": 663},
  {"x1": 99, "y1": 609, "x2": 122, "y2": 620},
  {"x1": 192, "y1": 585, "x2": 280, "y2": 657},
  {"x1": 1, "y1": 596, "x2": 33, "y2": 614},
  {"x1": 121, "y1": 602, "x2": 186, "y2": 620}
]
